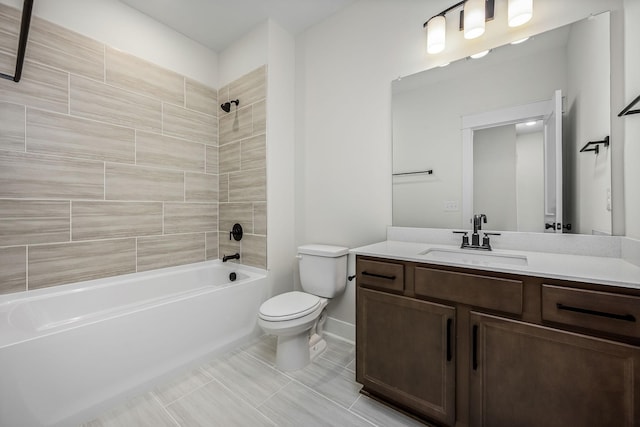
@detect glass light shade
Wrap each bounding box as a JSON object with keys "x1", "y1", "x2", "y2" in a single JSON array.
[
  {"x1": 464, "y1": 0, "x2": 485, "y2": 39},
  {"x1": 508, "y1": 0, "x2": 533, "y2": 27},
  {"x1": 427, "y1": 16, "x2": 446, "y2": 54},
  {"x1": 470, "y1": 49, "x2": 490, "y2": 59}
]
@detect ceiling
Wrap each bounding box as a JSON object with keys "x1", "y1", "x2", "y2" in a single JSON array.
[{"x1": 118, "y1": 0, "x2": 357, "y2": 52}]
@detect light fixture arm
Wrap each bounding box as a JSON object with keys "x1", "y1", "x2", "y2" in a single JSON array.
[{"x1": 423, "y1": 0, "x2": 466, "y2": 27}]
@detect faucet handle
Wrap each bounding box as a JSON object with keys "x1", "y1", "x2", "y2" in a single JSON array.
[{"x1": 453, "y1": 230, "x2": 469, "y2": 247}]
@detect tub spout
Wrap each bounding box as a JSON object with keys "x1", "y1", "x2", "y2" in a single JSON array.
[{"x1": 222, "y1": 253, "x2": 240, "y2": 262}]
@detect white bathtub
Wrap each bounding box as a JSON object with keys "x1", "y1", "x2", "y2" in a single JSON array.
[{"x1": 0, "y1": 260, "x2": 268, "y2": 427}]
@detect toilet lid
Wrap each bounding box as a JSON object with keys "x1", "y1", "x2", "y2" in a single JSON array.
[{"x1": 259, "y1": 291, "x2": 321, "y2": 321}]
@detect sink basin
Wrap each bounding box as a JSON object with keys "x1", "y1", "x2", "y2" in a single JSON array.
[{"x1": 419, "y1": 248, "x2": 528, "y2": 266}]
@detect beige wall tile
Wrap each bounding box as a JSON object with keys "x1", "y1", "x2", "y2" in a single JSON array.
[
  {"x1": 205, "y1": 145, "x2": 218, "y2": 174},
  {"x1": 28, "y1": 16, "x2": 104, "y2": 81},
  {"x1": 219, "y1": 141, "x2": 240, "y2": 174},
  {"x1": 218, "y1": 203, "x2": 253, "y2": 236},
  {"x1": 70, "y1": 75, "x2": 162, "y2": 132},
  {"x1": 27, "y1": 108, "x2": 135, "y2": 163},
  {"x1": 0, "y1": 151, "x2": 104, "y2": 199},
  {"x1": 206, "y1": 232, "x2": 219, "y2": 260},
  {"x1": 254, "y1": 202, "x2": 267, "y2": 235},
  {"x1": 72, "y1": 201, "x2": 163, "y2": 241},
  {"x1": 0, "y1": 246, "x2": 26, "y2": 295},
  {"x1": 0, "y1": 4, "x2": 20, "y2": 38},
  {"x1": 0, "y1": 102, "x2": 25, "y2": 151},
  {"x1": 0, "y1": 60, "x2": 68, "y2": 113},
  {"x1": 241, "y1": 134, "x2": 266, "y2": 171},
  {"x1": 219, "y1": 106, "x2": 252, "y2": 145},
  {"x1": 219, "y1": 238, "x2": 240, "y2": 263},
  {"x1": 229, "y1": 168, "x2": 266, "y2": 202},
  {"x1": 218, "y1": 84, "x2": 229, "y2": 103},
  {"x1": 186, "y1": 79, "x2": 218, "y2": 116},
  {"x1": 163, "y1": 103, "x2": 217, "y2": 146},
  {"x1": 137, "y1": 233, "x2": 205, "y2": 272},
  {"x1": 106, "y1": 47, "x2": 184, "y2": 105},
  {"x1": 252, "y1": 100, "x2": 266, "y2": 135},
  {"x1": 28, "y1": 239, "x2": 136, "y2": 289},
  {"x1": 164, "y1": 203, "x2": 217, "y2": 234},
  {"x1": 136, "y1": 131, "x2": 205, "y2": 172},
  {"x1": 0, "y1": 50, "x2": 15, "y2": 76},
  {"x1": 229, "y1": 65, "x2": 266, "y2": 107},
  {"x1": 241, "y1": 234, "x2": 267, "y2": 269},
  {"x1": 0, "y1": 200, "x2": 70, "y2": 246},
  {"x1": 185, "y1": 173, "x2": 218, "y2": 203},
  {"x1": 219, "y1": 174, "x2": 229, "y2": 203},
  {"x1": 105, "y1": 163, "x2": 184, "y2": 202}
]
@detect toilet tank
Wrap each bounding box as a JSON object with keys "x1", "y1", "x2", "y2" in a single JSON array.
[{"x1": 298, "y1": 244, "x2": 349, "y2": 298}]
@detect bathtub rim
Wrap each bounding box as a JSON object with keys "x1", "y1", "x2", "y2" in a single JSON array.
[
  {"x1": 0, "y1": 260, "x2": 268, "y2": 349},
  {"x1": 0, "y1": 259, "x2": 266, "y2": 306}
]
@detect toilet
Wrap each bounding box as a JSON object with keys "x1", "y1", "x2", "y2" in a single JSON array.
[{"x1": 258, "y1": 244, "x2": 348, "y2": 371}]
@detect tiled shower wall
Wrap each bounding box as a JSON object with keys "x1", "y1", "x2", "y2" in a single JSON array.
[{"x1": 0, "y1": 4, "x2": 267, "y2": 295}]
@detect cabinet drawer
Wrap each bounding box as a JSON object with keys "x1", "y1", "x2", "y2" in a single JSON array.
[
  {"x1": 542, "y1": 285, "x2": 640, "y2": 339},
  {"x1": 415, "y1": 266, "x2": 523, "y2": 315},
  {"x1": 357, "y1": 258, "x2": 404, "y2": 293}
]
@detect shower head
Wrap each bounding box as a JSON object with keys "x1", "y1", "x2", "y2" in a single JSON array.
[{"x1": 220, "y1": 99, "x2": 239, "y2": 113}]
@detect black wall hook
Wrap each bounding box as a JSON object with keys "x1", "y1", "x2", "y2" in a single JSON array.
[{"x1": 221, "y1": 99, "x2": 239, "y2": 113}]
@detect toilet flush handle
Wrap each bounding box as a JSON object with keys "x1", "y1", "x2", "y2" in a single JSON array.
[{"x1": 295, "y1": 254, "x2": 303, "y2": 260}]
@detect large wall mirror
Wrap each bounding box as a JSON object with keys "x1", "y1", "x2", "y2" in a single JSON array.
[{"x1": 392, "y1": 12, "x2": 612, "y2": 235}]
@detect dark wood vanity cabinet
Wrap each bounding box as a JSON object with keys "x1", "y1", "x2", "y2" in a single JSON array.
[
  {"x1": 355, "y1": 255, "x2": 640, "y2": 427},
  {"x1": 469, "y1": 312, "x2": 640, "y2": 427},
  {"x1": 356, "y1": 257, "x2": 456, "y2": 424}
]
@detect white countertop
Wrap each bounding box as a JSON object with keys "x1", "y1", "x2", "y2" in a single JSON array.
[{"x1": 351, "y1": 240, "x2": 640, "y2": 290}]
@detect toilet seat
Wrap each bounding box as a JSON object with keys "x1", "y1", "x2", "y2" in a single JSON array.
[{"x1": 259, "y1": 291, "x2": 321, "y2": 322}]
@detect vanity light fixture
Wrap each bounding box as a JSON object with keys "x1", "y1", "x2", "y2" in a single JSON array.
[
  {"x1": 464, "y1": 0, "x2": 486, "y2": 39},
  {"x1": 508, "y1": 0, "x2": 533, "y2": 27},
  {"x1": 424, "y1": 0, "x2": 532, "y2": 55},
  {"x1": 511, "y1": 36, "x2": 530, "y2": 44},
  {"x1": 470, "y1": 49, "x2": 490, "y2": 59},
  {"x1": 426, "y1": 15, "x2": 446, "y2": 54}
]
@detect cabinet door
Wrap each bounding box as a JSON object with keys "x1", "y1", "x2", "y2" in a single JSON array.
[
  {"x1": 469, "y1": 312, "x2": 640, "y2": 427},
  {"x1": 357, "y1": 287, "x2": 456, "y2": 426}
]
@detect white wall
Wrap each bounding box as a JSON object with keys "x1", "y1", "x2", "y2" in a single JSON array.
[
  {"x1": 516, "y1": 131, "x2": 545, "y2": 232},
  {"x1": 566, "y1": 13, "x2": 612, "y2": 235},
  {"x1": 624, "y1": 0, "x2": 640, "y2": 239},
  {"x1": 0, "y1": 0, "x2": 219, "y2": 87},
  {"x1": 296, "y1": 0, "x2": 625, "y2": 331},
  {"x1": 218, "y1": 21, "x2": 269, "y2": 87},
  {"x1": 474, "y1": 125, "x2": 517, "y2": 231}
]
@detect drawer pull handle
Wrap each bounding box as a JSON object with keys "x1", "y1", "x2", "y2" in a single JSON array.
[
  {"x1": 361, "y1": 271, "x2": 396, "y2": 281},
  {"x1": 472, "y1": 324, "x2": 478, "y2": 371},
  {"x1": 446, "y1": 318, "x2": 453, "y2": 362},
  {"x1": 556, "y1": 303, "x2": 636, "y2": 322}
]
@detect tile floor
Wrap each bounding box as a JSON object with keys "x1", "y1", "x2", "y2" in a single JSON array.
[{"x1": 82, "y1": 334, "x2": 429, "y2": 426}]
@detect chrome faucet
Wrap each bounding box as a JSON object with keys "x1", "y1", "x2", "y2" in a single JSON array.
[{"x1": 453, "y1": 214, "x2": 500, "y2": 251}]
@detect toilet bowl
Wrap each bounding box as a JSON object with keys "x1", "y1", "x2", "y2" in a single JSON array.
[{"x1": 258, "y1": 244, "x2": 348, "y2": 371}]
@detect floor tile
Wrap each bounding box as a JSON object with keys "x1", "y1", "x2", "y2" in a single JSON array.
[
  {"x1": 258, "y1": 381, "x2": 374, "y2": 427},
  {"x1": 289, "y1": 355, "x2": 362, "y2": 409},
  {"x1": 165, "y1": 379, "x2": 275, "y2": 427},
  {"x1": 201, "y1": 349, "x2": 291, "y2": 406},
  {"x1": 151, "y1": 368, "x2": 213, "y2": 406},
  {"x1": 81, "y1": 393, "x2": 177, "y2": 427},
  {"x1": 242, "y1": 334, "x2": 278, "y2": 366},
  {"x1": 321, "y1": 334, "x2": 356, "y2": 368},
  {"x1": 350, "y1": 395, "x2": 430, "y2": 427}
]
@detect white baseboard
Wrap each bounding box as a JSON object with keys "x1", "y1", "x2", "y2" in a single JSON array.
[{"x1": 324, "y1": 316, "x2": 355, "y2": 342}]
